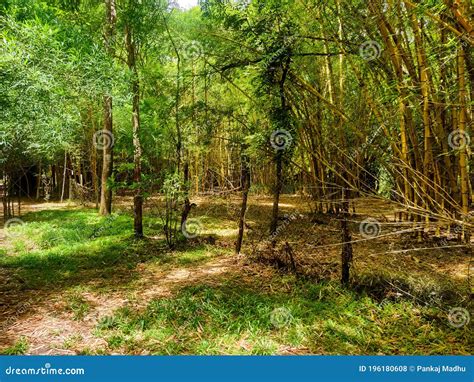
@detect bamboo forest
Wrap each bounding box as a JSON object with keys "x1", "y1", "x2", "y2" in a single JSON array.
[{"x1": 0, "y1": 0, "x2": 473, "y2": 356}]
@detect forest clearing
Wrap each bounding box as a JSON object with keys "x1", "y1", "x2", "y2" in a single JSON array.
[{"x1": 1, "y1": 0, "x2": 473, "y2": 356}]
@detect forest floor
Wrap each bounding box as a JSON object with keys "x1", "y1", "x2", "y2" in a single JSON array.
[{"x1": 0, "y1": 195, "x2": 472, "y2": 355}]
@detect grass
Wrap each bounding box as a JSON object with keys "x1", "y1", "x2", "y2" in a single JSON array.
[
  {"x1": 1, "y1": 203, "x2": 472, "y2": 355},
  {"x1": 93, "y1": 279, "x2": 472, "y2": 355},
  {"x1": 2, "y1": 337, "x2": 29, "y2": 355},
  {"x1": 1, "y1": 208, "x2": 175, "y2": 290},
  {"x1": 65, "y1": 290, "x2": 92, "y2": 320}
]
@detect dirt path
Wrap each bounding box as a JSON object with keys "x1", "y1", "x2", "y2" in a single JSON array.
[
  {"x1": 0, "y1": 254, "x2": 245, "y2": 354},
  {"x1": 1, "y1": 196, "x2": 471, "y2": 354}
]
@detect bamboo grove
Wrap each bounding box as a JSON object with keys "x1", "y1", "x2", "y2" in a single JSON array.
[{"x1": 1, "y1": 0, "x2": 473, "y2": 249}]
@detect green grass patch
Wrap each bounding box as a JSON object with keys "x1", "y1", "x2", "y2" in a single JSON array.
[
  {"x1": 1, "y1": 337, "x2": 29, "y2": 355},
  {"x1": 1, "y1": 206, "x2": 471, "y2": 355},
  {"x1": 95, "y1": 279, "x2": 472, "y2": 355},
  {"x1": 0, "y1": 208, "x2": 163, "y2": 290}
]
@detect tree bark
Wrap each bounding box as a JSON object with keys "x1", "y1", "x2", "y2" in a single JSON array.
[
  {"x1": 270, "y1": 151, "x2": 283, "y2": 235},
  {"x1": 126, "y1": 23, "x2": 143, "y2": 238},
  {"x1": 457, "y1": 48, "x2": 470, "y2": 241},
  {"x1": 236, "y1": 154, "x2": 250, "y2": 254},
  {"x1": 99, "y1": 0, "x2": 116, "y2": 215},
  {"x1": 340, "y1": 195, "x2": 353, "y2": 285}
]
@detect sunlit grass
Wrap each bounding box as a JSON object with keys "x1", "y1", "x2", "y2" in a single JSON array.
[
  {"x1": 94, "y1": 280, "x2": 472, "y2": 355},
  {"x1": 1, "y1": 206, "x2": 471, "y2": 355}
]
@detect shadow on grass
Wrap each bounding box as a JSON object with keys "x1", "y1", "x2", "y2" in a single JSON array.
[
  {"x1": 0, "y1": 208, "x2": 214, "y2": 351},
  {"x1": 1, "y1": 205, "x2": 471, "y2": 355},
  {"x1": 94, "y1": 280, "x2": 472, "y2": 355}
]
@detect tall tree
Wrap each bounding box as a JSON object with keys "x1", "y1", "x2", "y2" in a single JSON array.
[
  {"x1": 99, "y1": 0, "x2": 117, "y2": 215},
  {"x1": 125, "y1": 6, "x2": 143, "y2": 238}
]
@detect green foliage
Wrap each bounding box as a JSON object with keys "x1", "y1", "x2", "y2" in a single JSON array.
[
  {"x1": 160, "y1": 172, "x2": 187, "y2": 248},
  {"x1": 1, "y1": 337, "x2": 29, "y2": 355}
]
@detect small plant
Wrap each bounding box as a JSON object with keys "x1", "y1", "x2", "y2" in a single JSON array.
[
  {"x1": 1, "y1": 337, "x2": 29, "y2": 355},
  {"x1": 65, "y1": 292, "x2": 91, "y2": 320},
  {"x1": 160, "y1": 172, "x2": 187, "y2": 249}
]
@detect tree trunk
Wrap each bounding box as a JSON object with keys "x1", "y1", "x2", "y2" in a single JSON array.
[
  {"x1": 270, "y1": 151, "x2": 283, "y2": 235},
  {"x1": 270, "y1": 57, "x2": 291, "y2": 236},
  {"x1": 99, "y1": 95, "x2": 114, "y2": 215},
  {"x1": 126, "y1": 24, "x2": 143, "y2": 238},
  {"x1": 99, "y1": 0, "x2": 116, "y2": 215},
  {"x1": 340, "y1": 195, "x2": 353, "y2": 285},
  {"x1": 236, "y1": 154, "x2": 250, "y2": 254},
  {"x1": 36, "y1": 162, "x2": 42, "y2": 200},
  {"x1": 60, "y1": 151, "x2": 67, "y2": 202},
  {"x1": 457, "y1": 48, "x2": 470, "y2": 241}
]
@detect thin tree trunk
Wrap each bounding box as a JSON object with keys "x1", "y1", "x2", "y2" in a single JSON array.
[
  {"x1": 341, "y1": 193, "x2": 353, "y2": 285},
  {"x1": 99, "y1": 95, "x2": 114, "y2": 215},
  {"x1": 236, "y1": 154, "x2": 250, "y2": 254},
  {"x1": 60, "y1": 151, "x2": 67, "y2": 202},
  {"x1": 270, "y1": 151, "x2": 283, "y2": 236},
  {"x1": 36, "y1": 162, "x2": 42, "y2": 200},
  {"x1": 457, "y1": 48, "x2": 469, "y2": 241},
  {"x1": 270, "y1": 57, "x2": 291, "y2": 236},
  {"x1": 126, "y1": 24, "x2": 143, "y2": 238},
  {"x1": 99, "y1": 0, "x2": 116, "y2": 215}
]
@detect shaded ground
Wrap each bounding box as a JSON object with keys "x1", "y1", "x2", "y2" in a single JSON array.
[{"x1": 0, "y1": 195, "x2": 472, "y2": 355}]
